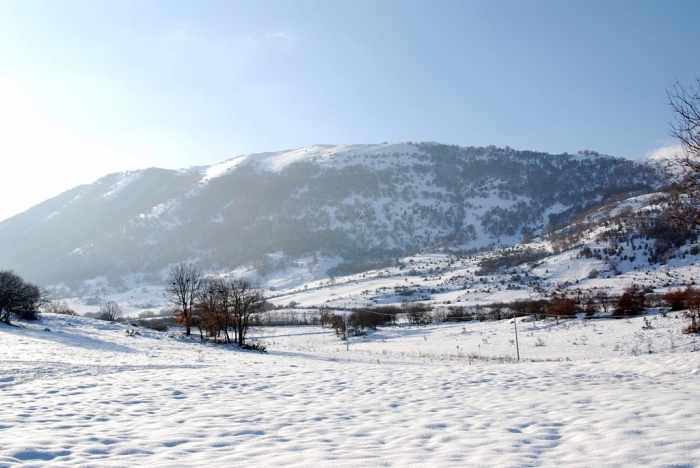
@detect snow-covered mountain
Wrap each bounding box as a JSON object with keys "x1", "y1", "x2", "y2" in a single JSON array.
[{"x1": 0, "y1": 142, "x2": 665, "y2": 288}]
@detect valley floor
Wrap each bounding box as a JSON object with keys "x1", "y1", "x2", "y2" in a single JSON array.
[{"x1": 2, "y1": 313, "x2": 700, "y2": 467}]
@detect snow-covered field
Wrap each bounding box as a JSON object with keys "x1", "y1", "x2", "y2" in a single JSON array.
[{"x1": 2, "y1": 312, "x2": 700, "y2": 467}]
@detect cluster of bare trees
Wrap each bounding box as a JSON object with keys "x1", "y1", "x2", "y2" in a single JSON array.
[
  {"x1": 195, "y1": 277, "x2": 265, "y2": 345},
  {"x1": 0, "y1": 270, "x2": 44, "y2": 324},
  {"x1": 166, "y1": 263, "x2": 265, "y2": 346}
]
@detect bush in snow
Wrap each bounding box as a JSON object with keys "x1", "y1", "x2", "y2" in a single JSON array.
[
  {"x1": 98, "y1": 301, "x2": 123, "y2": 322},
  {"x1": 133, "y1": 317, "x2": 174, "y2": 332},
  {"x1": 508, "y1": 299, "x2": 547, "y2": 320},
  {"x1": 444, "y1": 306, "x2": 472, "y2": 322},
  {"x1": 546, "y1": 295, "x2": 582, "y2": 318},
  {"x1": 402, "y1": 301, "x2": 432, "y2": 325},
  {"x1": 329, "y1": 313, "x2": 347, "y2": 340},
  {"x1": 680, "y1": 288, "x2": 700, "y2": 334},
  {"x1": 43, "y1": 300, "x2": 78, "y2": 316},
  {"x1": 614, "y1": 284, "x2": 646, "y2": 317},
  {"x1": 682, "y1": 315, "x2": 700, "y2": 335},
  {"x1": 350, "y1": 307, "x2": 395, "y2": 330},
  {"x1": 241, "y1": 341, "x2": 267, "y2": 353},
  {"x1": 665, "y1": 287, "x2": 699, "y2": 311}
]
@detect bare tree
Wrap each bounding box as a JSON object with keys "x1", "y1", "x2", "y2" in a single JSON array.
[
  {"x1": 666, "y1": 78, "x2": 700, "y2": 229},
  {"x1": 166, "y1": 263, "x2": 202, "y2": 336},
  {"x1": 98, "y1": 301, "x2": 123, "y2": 322},
  {"x1": 595, "y1": 290, "x2": 611, "y2": 314},
  {"x1": 229, "y1": 279, "x2": 266, "y2": 346}
]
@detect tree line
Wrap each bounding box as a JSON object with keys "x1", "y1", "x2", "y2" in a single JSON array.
[{"x1": 312, "y1": 284, "x2": 700, "y2": 341}]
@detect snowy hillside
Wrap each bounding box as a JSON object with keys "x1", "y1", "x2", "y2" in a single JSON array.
[
  {"x1": 48, "y1": 190, "x2": 697, "y2": 324},
  {"x1": 0, "y1": 142, "x2": 664, "y2": 290},
  {"x1": 2, "y1": 311, "x2": 700, "y2": 467}
]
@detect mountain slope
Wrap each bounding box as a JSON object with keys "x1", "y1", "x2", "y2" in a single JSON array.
[{"x1": 0, "y1": 142, "x2": 665, "y2": 286}]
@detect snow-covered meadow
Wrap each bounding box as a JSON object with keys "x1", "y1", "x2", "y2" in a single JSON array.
[{"x1": 2, "y1": 311, "x2": 700, "y2": 467}]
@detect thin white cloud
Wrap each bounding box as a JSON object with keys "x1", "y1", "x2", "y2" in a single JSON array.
[
  {"x1": 265, "y1": 31, "x2": 296, "y2": 49},
  {"x1": 646, "y1": 144, "x2": 682, "y2": 161},
  {"x1": 224, "y1": 30, "x2": 296, "y2": 59},
  {"x1": 165, "y1": 24, "x2": 193, "y2": 45}
]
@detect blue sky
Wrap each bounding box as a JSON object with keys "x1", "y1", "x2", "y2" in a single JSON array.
[{"x1": 1, "y1": 0, "x2": 698, "y2": 221}]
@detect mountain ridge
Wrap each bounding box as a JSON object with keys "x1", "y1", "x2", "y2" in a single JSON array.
[{"x1": 0, "y1": 142, "x2": 666, "y2": 287}]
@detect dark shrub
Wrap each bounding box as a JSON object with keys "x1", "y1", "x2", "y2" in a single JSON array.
[
  {"x1": 241, "y1": 341, "x2": 267, "y2": 352},
  {"x1": 546, "y1": 295, "x2": 582, "y2": 318},
  {"x1": 665, "y1": 287, "x2": 699, "y2": 311},
  {"x1": 615, "y1": 284, "x2": 646, "y2": 317},
  {"x1": 402, "y1": 301, "x2": 432, "y2": 325},
  {"x1": 444, "y1": 306, "x2": 471, "y2": 322}
]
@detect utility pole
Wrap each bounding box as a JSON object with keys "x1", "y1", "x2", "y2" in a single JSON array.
[
  {"x1": 344, "y1": 310, "x2": 349, "y2": 351},
  {"x1": 514, "y1": 311, "x2": 520, "y2": 361}
]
